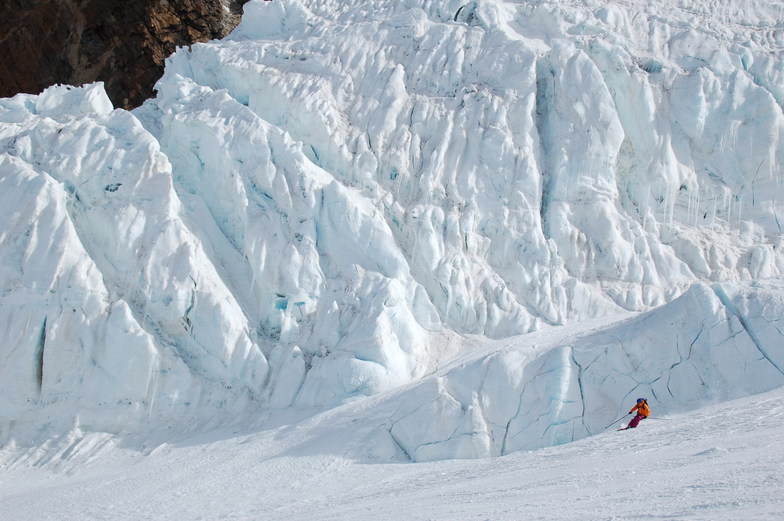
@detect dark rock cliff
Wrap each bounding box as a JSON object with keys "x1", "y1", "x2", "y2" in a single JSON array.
[{"x1": 0, "y1": 0, "x2": 249, "y2": 109}]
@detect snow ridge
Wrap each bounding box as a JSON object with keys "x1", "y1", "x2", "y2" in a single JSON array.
[{"x1": 377, "y1": 281, "x2": 784, "y2": 461}]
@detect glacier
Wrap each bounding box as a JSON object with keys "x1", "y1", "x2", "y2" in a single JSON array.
[{"x1": 0, "y1": 0, "x2": 783, "y2": 461}]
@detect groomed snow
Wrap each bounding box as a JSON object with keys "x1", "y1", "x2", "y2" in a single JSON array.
[{"x1": 1, "y1": 383, "x2": 782, "y2": 520}]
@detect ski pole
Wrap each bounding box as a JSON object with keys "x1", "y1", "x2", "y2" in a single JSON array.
[{"x1": 605, "y1": 414, "x2": 628, "y2": 429}]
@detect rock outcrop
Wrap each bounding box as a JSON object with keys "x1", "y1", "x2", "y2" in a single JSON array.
[{"x1": 0, "y1": 0, "x2": 248, "y2": 109}]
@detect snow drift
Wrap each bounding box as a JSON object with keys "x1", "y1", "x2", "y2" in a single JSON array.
[{"x1": 0, "y1": 0, "x2": 783, "y2": 459}]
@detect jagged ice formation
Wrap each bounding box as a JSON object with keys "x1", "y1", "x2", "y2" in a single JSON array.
[{"x1": 0, "y1": 0, "x2": 783, "y2": 458}]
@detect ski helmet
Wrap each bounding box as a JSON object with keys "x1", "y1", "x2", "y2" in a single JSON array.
[{"x1": 637, "y1": 398, "x2": 646, "y2": 403}]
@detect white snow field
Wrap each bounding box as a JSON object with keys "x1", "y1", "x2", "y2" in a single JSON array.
[
  {"x1": 1, "y1": 364, "x2": 783, "y2": 520},
  {"x1": 1, "y1": 0, "x2": 784, "y2": 517}
]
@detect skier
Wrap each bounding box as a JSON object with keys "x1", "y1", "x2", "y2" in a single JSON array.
[{"x1": 621, "y1": 398, "x2": 650, "y2": 430}]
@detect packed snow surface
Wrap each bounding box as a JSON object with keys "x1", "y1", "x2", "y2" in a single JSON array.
[
  {"x1": 1, "y1": 381, "x2": 783, "y2": 520},
  {"x1": 0, "y1": 0, "x2": 783, "y2": 473}
]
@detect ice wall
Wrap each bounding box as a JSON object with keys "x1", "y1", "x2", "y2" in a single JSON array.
[
  {"x1": 0, "y1": 84, "x2": 269, "y2": 441},
  {"x1": 0, "y1": 0, "x2": 783, "y2": 451},
  {"x1": 378, "y1": 280, "x2": 784, "y2": 462}
]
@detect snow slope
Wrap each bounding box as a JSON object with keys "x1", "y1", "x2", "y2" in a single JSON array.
[
  {"x1": 0, "y1": 0, "x2": 783, "y2": 462},
  {"x1": 1, "y1": 375, "x2": 783, "y2": 520}
]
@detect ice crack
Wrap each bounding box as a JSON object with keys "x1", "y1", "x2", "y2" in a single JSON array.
[{"x1": 712, "y1": 284, "x2": 784, "y2": 376}]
